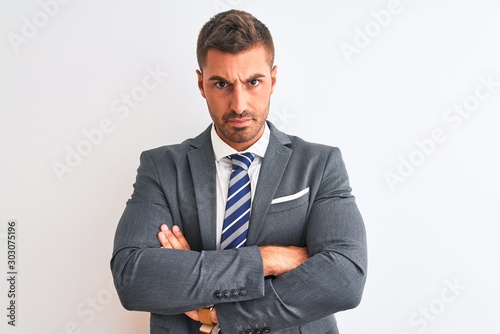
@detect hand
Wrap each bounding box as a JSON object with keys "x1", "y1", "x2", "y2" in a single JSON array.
[
  {"x1": 184, "y1": 308, "x2": 218, "y2": 324},
  {"x1": 259, "y1": 246, "x2": 309, "y2": 277},
  {"x1": 158, "y1": 224, "x2": 191, "y2": 250}
]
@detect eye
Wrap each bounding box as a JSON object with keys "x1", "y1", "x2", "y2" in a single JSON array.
[
  {"x1": 248, "y1": 79, "x2": 260, "y2": 87},
  {"x1": 215, "y1": 81, "x2": 229, "y2": 89}
]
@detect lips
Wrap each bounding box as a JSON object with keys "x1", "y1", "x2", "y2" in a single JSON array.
[{"x1": 227, "y1": 118, "x2": 251, "y2": 126}]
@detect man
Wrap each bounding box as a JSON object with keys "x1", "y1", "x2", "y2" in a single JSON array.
[{"x1": 111, "y1": 9, "x2": 367, "y2": 334}]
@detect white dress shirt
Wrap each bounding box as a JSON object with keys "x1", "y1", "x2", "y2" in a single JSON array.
[{"x1": 210, "y1": 123, "x2": 270, "y2": 250}]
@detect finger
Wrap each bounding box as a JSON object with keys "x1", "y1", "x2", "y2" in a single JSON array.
[
  {"x1": 163, "y1": 226, "x2": 186, "y2": 250},
  {"x1": 160, "y1": 224, "x2": 183, "y2": 249},
  {"x1": 210, "y1": 307, "x2": 218, "y2": 324},
  {"x1": 157, "y1": 231, "x2": 172, "y2": 248},
  {"x1": 184, "y1": 310, "x2": 199, "y2": 321},
  {"x1": 172, "y1": 225, "x2": 191, "y2": 250},
  {"x1": 160, "y1": 224, "x2": 170, "y2": 234}
]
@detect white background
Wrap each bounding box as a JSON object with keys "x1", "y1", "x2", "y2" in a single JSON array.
[{"x1": 1, "y1": 0, "x2": 499, "y2": 333}]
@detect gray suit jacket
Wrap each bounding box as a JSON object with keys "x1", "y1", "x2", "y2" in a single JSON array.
[{"x1": 111, "y1": 122, "x2": 367, "y2": 334}]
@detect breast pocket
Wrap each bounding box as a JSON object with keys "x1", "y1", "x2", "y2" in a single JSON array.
[
  {"x1": 259, "y1": 187, "x2": 310, "y2": 246},
  {"x1": 268, "y1": 187, "x2": 310, "y2": 213}
]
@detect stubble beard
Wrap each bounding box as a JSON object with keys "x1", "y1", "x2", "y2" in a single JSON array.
[{"x1": 209, "y1": 103, "x2": 270, "y2": 145}]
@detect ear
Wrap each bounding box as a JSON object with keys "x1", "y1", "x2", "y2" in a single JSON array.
[
  {"x1": 270, "y1": 65, "x2": 277, "y2": 94},
  {"x1": 196, "y1": 69, "x2": 206, "y2": 98}
]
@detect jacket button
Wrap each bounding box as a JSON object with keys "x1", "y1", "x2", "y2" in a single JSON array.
[
  {"x1": 255, "y1": 330, "x2": 262, "y2": 334},
  {"x1": 246, "y1": 330, "x2": 254, "y2": 334},
  {"x1": 263, "y1": 327, "x2": 271, "y2": 333},
  {"x1": 239, "y1": 287, "x2": 247, "y2": 296},
  {"x1": 222, "y1": 290, "x2": 230, "y2": 298},
  {"x1": 231, "y1": 289, "x2": 239, "y2": 297},
  {"x1": 213, "y1": 291, "x2": 222, "y2": 299}
]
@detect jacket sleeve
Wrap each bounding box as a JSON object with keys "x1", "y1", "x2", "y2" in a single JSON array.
[
  {"x1": 110, "y1": 151, "x2": 266, "y2": 315},
  {"x1": 216, "y1": 147, "x2": 367, "y2": 333}
]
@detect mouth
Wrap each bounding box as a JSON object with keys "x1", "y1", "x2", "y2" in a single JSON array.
[{"x1": 226, "y1": 118, "x2": 252, "y2": 127}]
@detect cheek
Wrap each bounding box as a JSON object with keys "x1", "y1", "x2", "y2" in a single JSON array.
[
  {"x1": 206, "y1": 95, "x2": 229, "y2": 117},
  {"x1": 251, "y1": 92, "x2": 271, "y2": 111},
  {"x1": 205, "y1": 92, "x2": 220, "y2": 105}
]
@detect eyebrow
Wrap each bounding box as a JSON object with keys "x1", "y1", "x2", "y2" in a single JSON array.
[{"x1": 207, "y1": 74, "x2": 267, "y2": 82}]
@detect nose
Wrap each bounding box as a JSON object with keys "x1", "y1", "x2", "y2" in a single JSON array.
[{"x1": 229, "y1": 85, "x2": 248, "y2": 114}]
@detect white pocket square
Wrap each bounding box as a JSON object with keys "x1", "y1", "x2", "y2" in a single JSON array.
[{"x1": 271, "y1": 187, "x2": 310, "y2": 205}]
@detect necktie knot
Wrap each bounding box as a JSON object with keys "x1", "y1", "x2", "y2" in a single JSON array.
[{"x1": 229, "y1": 153, "x2": 255, "y2": 171}]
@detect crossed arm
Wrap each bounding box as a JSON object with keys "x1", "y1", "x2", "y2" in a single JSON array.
[
  {"x1": 112, "y1": 147, "x2": 367, "y2": 332},
  {"x1": 157, "y1": 224, "x2": 309, "y2": 323}
]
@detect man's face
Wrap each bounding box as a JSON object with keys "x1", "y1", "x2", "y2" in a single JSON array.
[{"x1": 197, "y1": 45, "x2": 277, "y2": 151}]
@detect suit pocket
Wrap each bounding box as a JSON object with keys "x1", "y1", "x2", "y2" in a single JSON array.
[
  {"x1": 258, "y1": 188, "x2": 310, "y2": 246},
  {"x1": 268, "y1": 187, "x2": 309, "y2": 213}
]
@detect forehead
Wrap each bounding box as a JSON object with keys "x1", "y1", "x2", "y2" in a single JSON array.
[{"x1": 203, "y1": 45, "x2": 271, "y2": 77}]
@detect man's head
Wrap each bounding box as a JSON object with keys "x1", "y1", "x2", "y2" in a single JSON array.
[
  {"x1": 196, "y1": 10, "x2": 277, "y2": 151},
  {"x1": 196, "y1": 10, "x2": 274, "y2": 71}
]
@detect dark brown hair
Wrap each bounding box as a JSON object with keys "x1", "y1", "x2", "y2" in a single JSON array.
[{"x1": 196, "y1": 10, "x2": 275, "y2": 70}]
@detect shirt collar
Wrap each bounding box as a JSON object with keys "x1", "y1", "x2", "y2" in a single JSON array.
[{"x1": 211, "y1": 122, "x2": 270, "y2": 162}]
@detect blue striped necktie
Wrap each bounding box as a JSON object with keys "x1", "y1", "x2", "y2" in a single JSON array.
[{"x1": 221, "y1": 153, "x2": 255, "y2": 250}]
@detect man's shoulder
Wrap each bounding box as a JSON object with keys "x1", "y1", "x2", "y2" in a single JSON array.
[
  {"x1": 142, "y1": 125, "x2": 212, "y2": 159},
  {"x1": 288, "y1": 134, "x2": 338, "y2": 151},
  {"x1": 143, "y1": 140, "x2": 192, "y2": 157},
  {"x1": 271, "y1": 124, "x2": 340, "y2": 156}
]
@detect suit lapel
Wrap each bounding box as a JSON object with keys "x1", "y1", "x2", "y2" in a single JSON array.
[
  {"x1": 247, "y1": 123, "x2": 292, "y2": 245},
  {"x1": 186, "y1": 122, "x2": 292, "y2": 249},
  {"x1": 187, "y1": 126, "x2": 218, "y2": 251}
]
